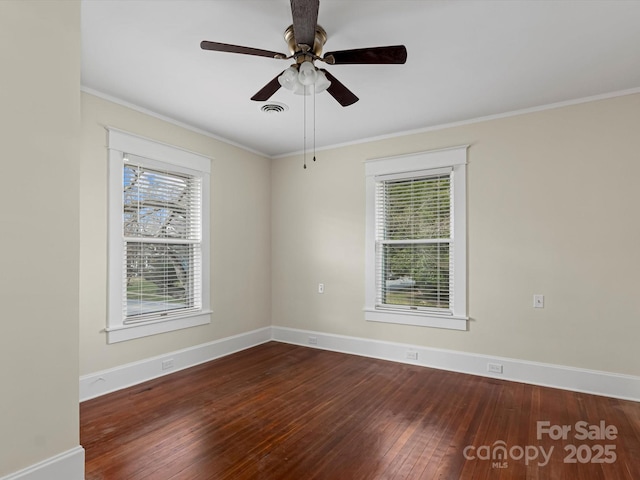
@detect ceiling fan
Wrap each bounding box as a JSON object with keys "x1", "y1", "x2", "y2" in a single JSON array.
[{"x1": 200, "y1": 0, "x2": 407, "y2": 107}]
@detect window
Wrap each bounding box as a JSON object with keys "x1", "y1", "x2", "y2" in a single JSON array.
[
  {"x1": 107, "y1": 129, "x2": 211, "y2": 343},
  {"x1": 365, "y1": 146, "x2": 467, "y2": 330}
]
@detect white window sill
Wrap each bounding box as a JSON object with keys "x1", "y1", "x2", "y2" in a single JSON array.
[
  {"x1": 106, "y1": 311, "x2": 212, "y2": 343},
  {"x1": 364, "y1": 308, "x2": 468, "y2": 331}
]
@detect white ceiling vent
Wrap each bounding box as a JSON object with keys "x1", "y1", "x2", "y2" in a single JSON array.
[{"x1": 260, "y1": 103, "x2": 288, "y2": 114}]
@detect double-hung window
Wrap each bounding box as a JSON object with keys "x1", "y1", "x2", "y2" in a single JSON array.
[
  {"x1": 107, "y1": 129, "x2": 211, "y2": 343},
  {"x1": 365, "y1": 146, "x2": 468, "y2": 330}
]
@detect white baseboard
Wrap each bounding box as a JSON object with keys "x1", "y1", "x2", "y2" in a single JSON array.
[
  {"x1": 271, "y1": 326, "x2": 640, "y2": 402},
  {"x1": 80, "y1": 326, "x2": 272, "y2": 402},
  {"x1": 0, "y1": 447, "x2": 84, "y2": 480},
  {"x1": 79, "y1": 325, "x2": 640, "y2": 403}
]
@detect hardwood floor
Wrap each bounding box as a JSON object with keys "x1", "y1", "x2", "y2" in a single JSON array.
[{"x1": 81, "y1": 342, "x2": 640, "y2": 479}]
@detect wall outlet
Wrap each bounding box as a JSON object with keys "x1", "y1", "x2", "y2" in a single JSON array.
[
  {"x1": 162, "y1": 359, "x2": 174, "y2": 370},
  {"x1": 308, "y1": 336, "x2": 318, "y2": 345},
  {"x1": 487, "y1": 363, "x2": 503, "y2": 374},
  {"x1": 406, "y1": 350, "x2": 418, "y2": 361},
  {"x1": 318, "y1": 283, "x2": 324, "y2": 294},
  {"x1": 533, "y1": 294, "x2": 544, "y2": 308}
]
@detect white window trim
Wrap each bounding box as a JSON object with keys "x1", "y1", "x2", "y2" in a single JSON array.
[
  {"x1": 364, "y1": 146, "x2": 468, "y2": 331},
  {"x1": 106, "y1": 128, "x2": 212, "y2": 343}
]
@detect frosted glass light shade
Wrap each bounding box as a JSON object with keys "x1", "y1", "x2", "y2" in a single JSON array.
[
  {"x1": 298, "y1": 61, "x2": 317, "y2": 86},
  {"x1": 314, "y1": 70, "x2": 331, "y2": 93},
  {"x1": 278, "y1": 66, "x2": 299, "y2": 91}
]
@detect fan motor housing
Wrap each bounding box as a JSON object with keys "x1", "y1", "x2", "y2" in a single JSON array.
[{"x1": 284, "y1": 24, "x2": 327, "y2": 61}]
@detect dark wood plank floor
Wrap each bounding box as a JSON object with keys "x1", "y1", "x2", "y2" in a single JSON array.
[{"x1": 81, "y1": 342, "x2": 640, "y2": 479}]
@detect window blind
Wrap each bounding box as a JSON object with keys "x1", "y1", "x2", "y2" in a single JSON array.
[
  {"x1": 375, "y1": 171, "x2": 453, "y2": 313},
  {"x1": 122, "y1": 156, "x2": 203, "y2": 322}
]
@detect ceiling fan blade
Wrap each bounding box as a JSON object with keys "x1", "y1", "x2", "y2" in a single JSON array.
[
  {"x1": 251, "y1": 72, "x2": 284, "y2": 102},
  {"x1": 290, "y1": 0, "x2": 319, "y2": 48},
  {"x1": 200, "y1": 41, "x2": 286, "y2": 59},
  {"x1": 324, "y1": 45, "x2": 407, "y2": 65},
  {"x1": 320, "y1": 69, "x2": 359, "y2": 107}
]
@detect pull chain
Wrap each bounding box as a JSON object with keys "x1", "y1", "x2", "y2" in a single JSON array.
[
  {"x1": 303, "y1": 85, "x2": 307, "y2": 169},
  {"x1": 302, "y1": 84, "x2": 319, "y2": 168},
  {"x1": 313, "y1": 88, "x2": 317, "y2": 163}
]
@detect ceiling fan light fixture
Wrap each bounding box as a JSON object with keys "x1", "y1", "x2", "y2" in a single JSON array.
[
  {"x1": 279, "y1": 61, "x2": 329, "y2": 96},
  {"x1": 314, "y1": 70, "x2": 331, "y2": 93},
  {"x1": 297, "y1": 61, "x2": 317, "y2": 85},
  {"x1": 278, "y1": 66, "x2": 299, "y2": 90}
]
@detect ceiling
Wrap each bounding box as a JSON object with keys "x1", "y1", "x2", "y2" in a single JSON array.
[{"x1": 81, "y1": 1, "x2": 640, "y2": 158}]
